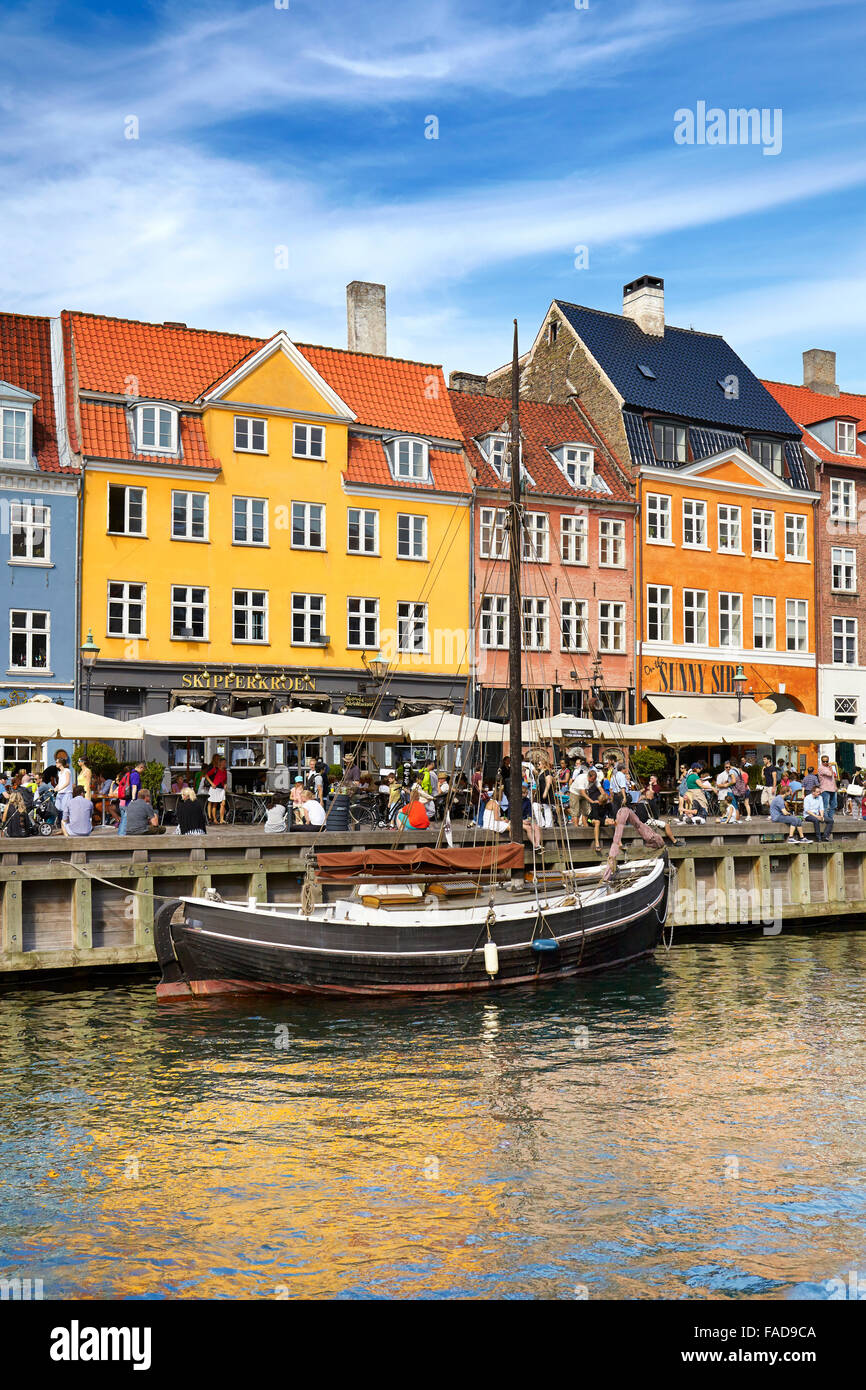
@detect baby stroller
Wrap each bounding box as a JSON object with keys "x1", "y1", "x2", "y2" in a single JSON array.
[{"x1": 30, "y1": 790, "x2": 57, "y2": 836}]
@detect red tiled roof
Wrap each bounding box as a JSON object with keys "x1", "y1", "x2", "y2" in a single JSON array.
[
  {"x1": 78, "y1": 402, "x2": 221, "y2": 471},
  {"x1": 344, "y1": 434, "x2": 471, "y2": 494},
  {"x1": 762, "y1": 379, "x2": 866, "y2": 467},
  {"x1": 448, "y1": 390, "x2": 631, "y2": 502},
  {"x1": 63, "y1": 311, "x2": 258, "y2": 401},
  {"x1": 0, "y1": 312, "x2": 74, "y2": 474},
  {"x1": 298, "y1": 344, "x2": 461, "y2": 438}
]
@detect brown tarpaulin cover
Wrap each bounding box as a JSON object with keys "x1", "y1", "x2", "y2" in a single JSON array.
[{"x1": 316, "y1": 843, "x2": 523, "y2": 879}]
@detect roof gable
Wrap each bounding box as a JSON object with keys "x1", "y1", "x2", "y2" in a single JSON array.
[
  {"x1": 201, "y1": 331, "x2": 355, "y2": 419},
  {"x1": 0, "y1": 312, "x2": 69, "y2": 473},
  {"x1": 651, "y1": 446, "x2": 808, "y2": 496}
]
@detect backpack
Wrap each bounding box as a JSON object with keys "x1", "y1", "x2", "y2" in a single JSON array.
[
  {"x1": 733, "y1": 774, "x2": 748, "y2": 798},
  {"x1": 117, "y1": 771, "x2": 131, "y2": 802}
]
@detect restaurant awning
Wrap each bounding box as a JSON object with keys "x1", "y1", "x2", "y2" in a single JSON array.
[{"x1": 645, "y1": 693, "x2": 768, "y2": 725}]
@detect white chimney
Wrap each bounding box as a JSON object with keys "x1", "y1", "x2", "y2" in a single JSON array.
[
  {"x1": 622, "y1": 275, "x2": 665, "y2": 337},
  {"x1": 803, "y1": 348, "x2": 838, "y2": 396},
  {"x1": 346, "y1": 281, "x2": 387, "y2": 356}
]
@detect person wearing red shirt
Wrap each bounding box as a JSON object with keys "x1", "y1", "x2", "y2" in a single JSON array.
[{"x1": 397, "y1": 790, "x2": 430, "y2": 831}]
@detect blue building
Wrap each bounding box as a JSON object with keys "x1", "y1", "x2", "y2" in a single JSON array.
[{"x1": 0, "y1": 313, "x2": 80, "y2": 770}]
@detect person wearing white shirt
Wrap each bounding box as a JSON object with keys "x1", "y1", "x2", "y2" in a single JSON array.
[
  {"x1": 803, "y1": 791, "x2": 828, "y2": 841},
  {"x1": 569, "y1": 761, "x2": 590, "y2": 825}
]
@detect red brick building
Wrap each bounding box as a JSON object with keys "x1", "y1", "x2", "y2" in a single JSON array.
[{"x1": 448, "y1": 387, "x2": 636, "y2": 725}]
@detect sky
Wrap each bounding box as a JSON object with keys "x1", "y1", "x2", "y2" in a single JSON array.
[{"x1": 2, "y1": 0, "x2": 866, "y2": 388}]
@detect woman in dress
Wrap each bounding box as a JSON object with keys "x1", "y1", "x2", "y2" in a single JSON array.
[{"x1": 202, "y1": 756, "x2": 228, "y2": 825}]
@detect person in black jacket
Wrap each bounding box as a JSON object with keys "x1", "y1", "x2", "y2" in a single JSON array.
[{"x1": 176, "y1": 786, "x2": 207, "y2": 835}]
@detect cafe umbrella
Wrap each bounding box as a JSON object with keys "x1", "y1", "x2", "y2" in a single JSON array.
[
  {"x1": 135, "y1": 704, "x2": 267, "y2": 780},
  {"x1": 0, "y1": 695, "x2": 145, "y2": 772}
]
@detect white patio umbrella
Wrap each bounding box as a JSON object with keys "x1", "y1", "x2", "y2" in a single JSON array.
[
  {"x1": 520, "y1": 713, "x2": 597, "y2": 742},
  {"x1": 396, "y1": 711, "x2": 506, "y2": 744},
  {"x1": 0, "y1": 696, "x2": 145, "y2": 773},
  {"x1": 136, "y1": 704, "x2": 265, "y2": 737},
  {"x1": 734, "y1": 708, "x2": 866, "y2": 743},
  {"x1": 597, "y1": 715, "x2": 738, "y2": 748},
  {"x1": 259, "y1": 709, "x2": 395, "y2": 739}
]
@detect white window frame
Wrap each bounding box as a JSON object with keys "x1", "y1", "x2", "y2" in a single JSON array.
[
  {"x1": 397, "y1": 513, "x2": 427, "y2": 561},
  {"x1": 0, "y1": 406, "x2": 31, "y2": 463},
  {"x1": 718, "y1": 591, "x2": 743, "y2": 648},
  {"x1": 391, "y1": 437, "x2": 429, "y2": 481},
  {"x1": 753, "y1": 595, "x2": 776, "y2": 650},
  {"x1": 293, "y1": 423, "x2": 325, "y2": 459},
  {"x1": 171, "y1": 490, "x2": 209, "y2": 542},
  {"x1": 480, "y1": 594, "x2": 508, "y2": 649},
  {"x1": 485, "y1": 436, "x2": 508, "y2": 480},
  {"x1": 234, "y1": 416, "x2": 267, "y2": 454},
  {"x1": 232, "y1": 589, "x2": 268, "y2": 644},
  {"x1": 9, "y1": 609, "x2": 50, "y2": 671},
  {"x1": 646, "y1": 493, "x2": 672, "y2": 545},
  {"x1": 830, "y1": 477, "x2": 856, "y2": 524},
  {"x1": 646, "y1": 585, "x2": 672, "y2": 643},
  {"x1": 717, "y1": 504, "x2": 742, "y2": 554},
  {"x1": 683, "y1": 589, "x2": 708, "y2": 645},
  {"x1": 171, "y1": 585, "x2": 209, "y2": 642},
  {"x1": 832, "y1": 615, "x2": 857, "y2": 665},
  {"x1": 560, "y1": 444, "x2": 594, "y2": 489},
  {"x1": 598, "y1": 517, "x2": 625, "y2": 567},
  {"x1": 136, "y1": 404, "x2": 177, "y2": 454},
  {"x1": 521, "y1": 596, "x2": 549, "y2": 651},
  {"x1": 784, "y1": 513, "x2": 807, "y2": 561},
  {"x1": 837, "y1": 420, "x2": 857, "y2": 455},
  {"x1": 291, "y1": 501, "x2": 326, "y2": 551},
  {"x1": 651, "y1": 421, "x2": 687, "y2": 463},
  {"x1": 397, "y1": 601, "x2": 429, "y2": 654},
  {"x1": 561, "y1": 513, "x2": 588, "y2": 565},
  {"x1": 749, "y1": 438, "x2": 784, "y2": 476},
  {"x1": 9, "y1": 502, "x2": 51, "y2": 563},
  {"x1": 347, "y1": 507, "x2": 379, "y2": 555},
  {"x1": 560, "y1": 598, "x2": 588, "y2": 652},
  {"x1": 785, "y1": 598, "x2": 808, "y2": 653},
  {"x1": 480, "y1": 507, "x2": 509, "y2": 560},
  {"x1": 291, "y1": 592, "x2": 326, "y2": 646},
  {"x1": 831, "y1": 546, "x2": 857, "y2": 592},
  {"x1": 751, "y1": 508, "x2": 775, "y2": 557},
  {"x1": 106, "y1": 581, "x2": 146, "y2": 639},
  {"x1": 347, "y1": 597, "x2": 379, "y2": 650},
  {"x1": 522, "y1": 512, "x2": 550, "y2": 563},
  {"x1": 233, "y1": 496, "x2": 268, "y2": 546},
  {"x1": 598, "y1": 601, "x2": 626, "y2": 653},
  {"x1": 107, "y1": 483, "x2": 146, "y2": 537},
  {"x1": 682, "y1": 498, "x2": 707, "y2": 549}
]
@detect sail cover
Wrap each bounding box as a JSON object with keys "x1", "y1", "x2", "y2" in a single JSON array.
[{"x1": 316, "y1": 843, "x2": 524, "y2": 879}]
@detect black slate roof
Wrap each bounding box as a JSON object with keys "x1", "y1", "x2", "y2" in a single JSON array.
[{"x1": 555, "y1": 300, "x2": 800, "y2": 438}]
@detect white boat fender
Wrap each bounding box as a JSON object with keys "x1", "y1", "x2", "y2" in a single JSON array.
[{"x1": 484, "y1": 940, "x2": 499, "y2": 977}]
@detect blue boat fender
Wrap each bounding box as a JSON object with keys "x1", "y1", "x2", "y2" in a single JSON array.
[{"x1": 532, "y1": 937, "x2": 559, "y2": 952}]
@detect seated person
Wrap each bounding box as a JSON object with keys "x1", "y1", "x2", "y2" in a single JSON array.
[
  {"x1": 123, "y1": 789, "x2": 164, "y2": 836},
  {"x1": 62, "y1": 785, "x2": 93, "y2": 837},
  {"x1": 264, "y1": 799, "x2": 289, "y2": 834},
  {"x1": 482, "y1": 794, "x2": 509, "y2": 833},
  {"x1": 176, "y1": 786, "x2": 208, "y2": 836},
  {"x1": 802, "y1": 789, "x2": 829, "y2": 842},
  {"x1": 769, "y1": 792, "x2": 806, "y2": 841},
  {"x1": 396, "y1": 789, "x2": 430, "y2": 832},
  {"x1": 300, "y1": 790, "x2": 326, "y2": 829}
]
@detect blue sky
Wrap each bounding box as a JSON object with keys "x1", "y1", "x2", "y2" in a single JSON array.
[{"x1": 2, "y1": 0, "x2": 866, "y2": 388}]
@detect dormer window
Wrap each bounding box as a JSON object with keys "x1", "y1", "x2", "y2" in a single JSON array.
[
  {"x1": 136, "y1": 404, "x2": 177, "y2": 454},
  {"x1": 1, "y1": 406, "x2": 31, "y2": 463},
  {"x1": 389, "y1": 438, "x2": 429, "y2": 481},
  {"x1": 559, "y1": 444, "x2": 594, "y2": 488},
  {"x1": 837, "y1": 420, "x2": 857, "y2": 455},
  {"x1": 749, "y1": 438, "x2": 783, "y2": 476},
  {"x1": 651, "y1": 420, "x2": 687, "y2": 463}
]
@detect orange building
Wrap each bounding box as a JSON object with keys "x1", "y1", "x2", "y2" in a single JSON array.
[{"x1": 637, "y1": 448, "x2": 820, "y2": 717}]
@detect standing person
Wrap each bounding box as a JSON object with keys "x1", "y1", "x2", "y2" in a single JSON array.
[
  {"x1": 117, "y1": 761, "x2": 145, "y2": 836},
  {"x1": 802, "y1": 787, "x2": 828, "y2": 841},
  {"x1": 341, "y1": 754, "x2": 360, "y2": 791},
  {"x1": 1, "y1": 781, "x2": 30, "y2": 837},
  {"x1": 685, "y1": 764, "x2": 711, "y2": 817},
  {"x1": 818, "y1": 754, "x2": 838, "y2": 823},
  {"x1": 61, "y1": 785, "x2": 93, "y2": 838},
  {"x1": 76, "y1": 754, "x2": 93, "y2": 800},
  {"x1": 569, "y1": 758, "x2": 590, "y2": 826},
  {"x1": 532, "y1": 761, "x2": 556, "y2": 829},
  {"x1": 802, "y1": 765, "x2": 819, "y2": 799},
  {"x1": 176, "y1": 786, "x2": 208, "y2": 836},
  {"x1": 760, "y1": 754, "x2": 777, "y2": 813},
  {"x1": 54, "y1": 750, "x2": 73, "y2": 822},
  {"x1": 498, "y1": 754, "x2": 511, "y2": 788},
  {"x1": 609, "y1": 761, "x2": 632, "y2": 816},
  {"x1": 202, "y1": 756, "x2": 227, "y2": 825},
  {"x1": 729, "y1": 763, "x2": 752, "y2": 823},
  {"x1": 584, "y1": 769, "x2": 611, "y2": 854}
]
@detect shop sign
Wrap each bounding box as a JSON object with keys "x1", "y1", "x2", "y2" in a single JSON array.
[
  {"x1": 643, "y1": 661, "x2": 739, "y2": 694},
  {"x1": 180, "y1": 670, "x2": 317, "y2": 693}
]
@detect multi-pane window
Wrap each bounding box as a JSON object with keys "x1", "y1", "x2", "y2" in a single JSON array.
[
  {"x1": 560, "y1": 599, "x2": 588, "y2": 652},
  {"x1": 646, "y1": 493, "x2": 671, "y2": 543},
  {"x1": 561, "y1": 513, "x2": 587, "y2": 564},
  {"x1": 682, "y1": 499, "x2": 707, "y2": 547},
  {"x1": 752, "y1": 509, "x2": 775, "y2": 555},
  {"x1": 347, "y1": 507, "x2": 378, "y2": 554},
  {"x1": 171, "y1": 586, "x2": 209, "y2": 640},
  {"x1": 479, "y1": 507, "x2": 509, "y2": 559},
  {"x1": 233, "y1": 589, "x2": 268, "y2": 643},
  {"x1": 830, "y1": 478, "x2": 856, "y2": 523},
  {"x1": 171, "y1": 491, "x2": 208, "y2": 541},
  {"x1": 10, "y1": 610, "x2": 49, "y2": 669},
  {"x1": 561, "y1": 445, "x2": 594, "y2": 488},
  {"x1": 835, "y1": 696, "x2": 858, "y2": 719},
  {"x1": 599, "y1": 518, "x2": 625, "y2": 566},
  {"x1": 347, "y1": 597, "x2": 379, "y2": 649},
  {"x1": 717, "y1": 505, "x2": 742, "y2": 552},
  {"x1": 233, "y1": 496, "x2": 267, "y2": 545},
  {"x1": 291, "y1": 502, "x2": 325, "y2": 550},
  {"x1": 293, "y1": 423, "x2": 325, "y2": 458},
  {"x1": 138, "y1": 405, "x2": 175, "y2": 452},
  {"x1": 10, "y1": 503, "x2": 50, "y2": 561},
  {"x1": 784, "y1": 513, "x2": 807, "y2": 560},
  {"x1": 521, "y1": 597, "x2": 549, "y2": 651},
  {"x1": 833, "y1": 617, "x2": 857, "y2": 665},
  {"x1": 651, "y1": 421, "x2": 687, "y2": 462},
  {"x1": 392, "y1": 438, "x2": 428, "y2": 480},
  {"x1": 837, "y1": 421, "x2": 857, "y2": 455},
  {"x1": 753, "y1": 596, "x2": 776, "y2": 650},
  {"x1": 234, "y1": 416, "x2": 267, "y2": 452},
  {"x1": 718, "y1": 592, "x2": 743, "y2": 647},
  {"x1": 107, "y1": 581, "x2": 145, "y2": 638},
  {"x1": 397, "y1": 601, "x2": 428, "y2": 653},
  {"x1": 522, "y1": 512, "x2": 549, "y2": 563},
  {"x1": 107, "y1": 484, "x2": 145, "y2": 535},
  {"x1": 397, "y1": 514, "x2": 427, "y2": 560},
  {"x1": 598, "y1": 601, "x2": 626, "y2": 653},
  {"x1": 749, "y1": 438, "x2": 783, "y2": 475},
  {"x1": 646, "y1": 585, "x2": 672, "y2": 642},
  {"x1": 487, "y1": 437, "x2": 508, "y2": 479},
  {"x1": 831, "y1": 546, "x2": 856, "y2": 592},
  {"x1": 683, "y1": 589, "x2": 708, "y2": 645},
  {"x1": 291, "y1": 593, "x2": 325, "y2": 645},
  {"x1": 480, "y1": 595, "x2": 509, "y2": 649},
  {"x1": 786, "y1": 598, "x2": 808, "y2": 652},
  {"x1": 1, "y1": 407, "x2": 28, "y2": 462}
]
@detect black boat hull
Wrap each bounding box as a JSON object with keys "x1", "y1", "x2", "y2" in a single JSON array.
[{"x1": 156, "y1": 861, "x2": 669, "y2": 999}]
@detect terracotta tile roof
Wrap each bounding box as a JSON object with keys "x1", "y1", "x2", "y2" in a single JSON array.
[
  {"x1": 0, "y1": 312, "x2": 74, "y2": 474},
  {"x1": 79, "y1": 401, "x2": 221, "y2": 471},
  {"x1": 762, "y1": 379, "x2": 866, "y2": 468},
  {"x1": 298, "y1": 344, "x2": 462, "y2": 438},
  {"x1": 345, "y1": 434, "x2": 471, "y2": 494},
  {"x1": 62, "y1": 311, "x2": 259, "y2": 401},
  {"x1": 448, "y1": 390, "x2": 631, "y2": 502}
]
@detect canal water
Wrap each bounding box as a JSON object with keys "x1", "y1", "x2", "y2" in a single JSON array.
[{"x1": 2, "y1": 928, "x2": 865, "y2": 1300}]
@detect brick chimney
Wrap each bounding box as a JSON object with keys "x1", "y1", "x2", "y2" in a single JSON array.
[
  {"x1": 803, "y1": 348, "x2": 838, "y2": 396},
  {"x1": 622, "y1": 275, "x2": 665, "y2": 336},
  {"x1": 346, "y1": 281, "x2": 386, "y2": 356},
  {"x1": 449, "y1": 370, "x2": 488, "y2": 395}
]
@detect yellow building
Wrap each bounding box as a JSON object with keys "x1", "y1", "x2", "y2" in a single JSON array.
[{"x1": 63, "y1": 298, "x2": 473, "y2": 781}]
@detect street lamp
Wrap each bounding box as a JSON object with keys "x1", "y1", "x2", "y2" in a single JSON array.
[
  {"x1": 733, "y1": 664, "x2": 747, "y2": 721},
  {"x1": 80, "y1": 629, "x2": 100, "y2": 711},
  {"x1": 363, "y1": 650, "x2": 389, "y2": 682}
]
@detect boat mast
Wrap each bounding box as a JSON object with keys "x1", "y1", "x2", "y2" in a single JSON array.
[{"x1": 508, "y1": 320, "x2": 524, "y2": 844}]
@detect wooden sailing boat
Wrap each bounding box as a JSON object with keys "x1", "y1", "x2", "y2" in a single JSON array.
[{"x1": 155, "y1": 324, "x2": 670, "y2": 1000}]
